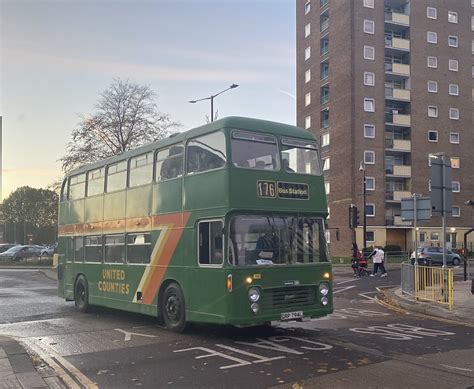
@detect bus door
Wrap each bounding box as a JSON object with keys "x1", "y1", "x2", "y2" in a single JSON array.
[{"x1": 189, "y1": 219, "x2": 227, "y2": 321}]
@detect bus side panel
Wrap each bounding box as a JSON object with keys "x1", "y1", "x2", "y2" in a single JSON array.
[
  {"x1": 126, "y1": 186, "x2": 152, "y2": 218},
  {"x1": 85, "y1": 195, "x2": 104, "y2": 223},
  {"x1": 152, "y1": 178, "x2": 183, "y2": 215},
  {"x1": 103, "y1": 192, "x2": 126, "y2": 222}
]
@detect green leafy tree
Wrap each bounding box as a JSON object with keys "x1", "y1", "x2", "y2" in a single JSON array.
[
  {"x1": 60, "y1": 78, "x2": 181, "y2": 173},
  {"x1": 0, "y1": 186, "x2": 58, "y2": 243}
]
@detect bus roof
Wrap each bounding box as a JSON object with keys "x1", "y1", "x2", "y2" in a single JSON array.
[{"x1": 67, "y1": 116, "x2": 315, "y2": 177}]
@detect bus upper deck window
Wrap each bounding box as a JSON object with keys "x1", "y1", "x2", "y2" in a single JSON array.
[
  {"x1": 68, "y1": 173, "x2": 86, "y2": 200},
  {"x1": 106, "y1": 161, "x2": 127, "y2": 192},
  {"x1": 231, "y1": 130, "x2": 279, "y2": 171},
  {"x1": 87, "y1": 168, "x2": 105, "y2": 197},
  {"x1": 156, "y1": 145, "x2": 184, "y2": 181},
  {"x1": 280, "y1": 138, "x2": 321, "y2": 175},
  {"x1": 186, "y1": 132, "x2": 226, "y2": 174}
]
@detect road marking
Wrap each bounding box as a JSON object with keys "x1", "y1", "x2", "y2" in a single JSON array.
[
  {"x1": 21, "y1": 337, "x2": 98, "y2": 389},
  {"x1": 333, "y1": 285, "x2": 356, "y2": 294},
  {"x1": 312, "y1": 308, "x2": 390, "y2": 321},
  {"x1": 174, "y1": 346, "x2": 252, "y2": 369},
  {"x1": 215, "y1": 344, "x2": 286, "y2": 363},
  {"x1": 336, "y1": 278, "x2": 361, "y2": 285},
  {"x1": 358, "y1": 292, "x2": 377, "y2": 302},
  {"x1": 350, "y1": 324, "x2": 455, "y2": 340},
  {"x1": 115, "y1": 328, "x2": 157, "y2": 342},
  {"x1": 440, "y1": 364, "x2": 473, "y2": 372}
]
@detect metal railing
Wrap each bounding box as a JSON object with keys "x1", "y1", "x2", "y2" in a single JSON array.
[{"x1": 415, "y1": 265, "x2": 454, "y2": 310}]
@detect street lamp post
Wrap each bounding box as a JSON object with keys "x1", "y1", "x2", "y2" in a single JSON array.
[
  {"x1": 359, "y1": 161, "x2": 367, "y2": 256},
  {"x1": 189, "y1": 84, "x2": 239, "y2": 122}
]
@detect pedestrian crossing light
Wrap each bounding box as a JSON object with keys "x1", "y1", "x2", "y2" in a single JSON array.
[{"x1": 349, "y1": 204, "x2": 359, "y2": 229}]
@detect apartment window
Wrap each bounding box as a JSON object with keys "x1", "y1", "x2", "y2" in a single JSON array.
[
  {"x1": 364, "y1": 45, "x2": 375, "y2": 60},
  {"x1": 472, "y1": 0, "x2": 474, "y2": 7},
  {"x1": 427, "y1": 7, "x2": 437, "y2": 19},
  {"x1": 448, "y1": 59, "x2": 458, "y2": 72},
  {"x1": 450, "y1": 157, "x2": 460, "y2": 168},
  {"x1": 472, "y1": 65, "x2": 474, "y2": 78},
  {"x1": 472, "y1": 15, "x2": 474, "y2": 31},
  {"x1": 472, "y1": 40, "x2": 474, "y2": 54},
  {"x1": 321, "y1": 132, "x2": 330, "y2": 147},
  {"x1": 427, "y1": 80, "x2": 438, "y2": 93},
  {"x1": 305, "y1": 47, "x2": 311, "y2": 60},
  {"x1": 450, "y1": 132, "x2": 459, "y2": 144},
  {"x1": 304, "y1": 1, "x2": 310, "y2": 14},
  {"x1": 428, "y1": 179, "x2": 431, "y2": 191},
  {"x1": 364, "y1": 20, "x2": 375, "y2": 34},
  {"x1": 428, "y1": 130, "x2": 438, "y2": 142},
  {"x1": 321, "y1": 62, "x2": 329, "y2": 79},
  {"x1": 325, "y1": 181, "x2": 330, "y2": 194},
  {"x1": 322, "y1": 157, "x2": 330, "y2": 171},
  {"x1": 305, "y1": 69, "x2": 311, "y2": 83},
  {"x1": 427, "y1": 31, "x2": 437, "y2": 44},
  {"x1": 321, "y1": 109, "x2": 330, "y2": 128},
  {"x1": 448, "y1": 11, "x2": 458, "y2": 24},
  {"x1": 363, "y1": 0, "x2": 374, "y2": 8},
  {"x1": 364, "y1": 72, "x2": 375, "y2": 86},
  {"x1": 364, "y1": 150, "x2": 375, "y2": 164},
  {"x1": 305, "y1": 23, "x2": 311, "y2": 38},
  {"x1": 452, "y1": 181, "x2": 460, "y2": 193},
  {"x1": 366, "y1": 177, "x2": 375, "y2": 191},
  {"x1": 305, "y1": 116, "x2": 311, "y2": 129},
  {"x1": 364, "y1": 98, "x2": 375, "y2": 112},
  {"x1": 305, "y1": 92, "x2": 311, "y2": 106},
  {"x1": 366, "y1": 231, "x2": 375, "y2": 242},
  {"x1": 366, "y1": 204, "x2": 375, "y2": 217},
  {"x1": 448, "y1": 36, "x2": 458, "y2": 48},
  {"x1": 449, "y1": 84, "x2": 459, "y2": 96},
  {"x1": 427, "y1": 56, "x2": 438, "y2": 68},
  {"x1": 428, "y1": 106, "x2": 438, "y2": 118},
  {"x1": 449, "y1": 108, "x2": 459, "y2": 120},
  {"x1": 364, "y1": 124, "x2": 375, "y2": 138},
  {"x1": 452, "y1": 206, "x2": 460, "y2": 217}
]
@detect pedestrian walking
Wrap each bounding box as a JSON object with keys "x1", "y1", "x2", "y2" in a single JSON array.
[{"x1": 369, "y1": 246, "x2": 387, "y2": 277}]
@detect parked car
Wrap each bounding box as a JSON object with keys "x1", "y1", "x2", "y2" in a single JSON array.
[
  {"x1": 0, "y1": 243, "x2": 19, "y2": 253},
  {"x1": 40, "y1": 244, "x2": 56, "y2": 256},
  {"x1": 410, "y1": 246, "x2": 462, "y2": 266},
  {"x1": 0, "y1": 245, "x2": 42, "y2": 261}
]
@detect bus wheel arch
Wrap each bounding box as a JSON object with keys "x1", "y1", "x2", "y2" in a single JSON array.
[
  {"x1": 158, "y1": 280, "x2": 187, "y2": 332},
  {"x1": 74, "y1": 274, "x2": 90, "y2": 313}
]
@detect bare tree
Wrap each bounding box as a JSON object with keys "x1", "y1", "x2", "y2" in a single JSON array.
[{"x1": 60, "y1": 79, "x2": 181, "y2": 172}]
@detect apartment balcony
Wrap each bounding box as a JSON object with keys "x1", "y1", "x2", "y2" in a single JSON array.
[
  {"x1": 320, "y1": 94, "x2": 329, "y2": 105},
  {"x1": 385, "y1": 87, "x2": 410, "y2": 101},
  {"x1": 386, "y1": 165, "x2": 411, "y2": 177},
  {"x1": 386, "y1": 216, "x2": 412, "y2": 227},
  {"x1": 320, "y1": 19, "x2": 329, "y2": 32},
  {"x1": 385, "y1": 37, "x2": 410, "y2": 51},
  {"x1": 385, "y1": 12, "x2": 410, "y2": 26},
  {"x1": 385, "y1": 139, "x2": 411, "y2": 151},
  {"x1": 385, "y1": 113, "x2": 411, "y2": 126},
  {"x1": 385, "y1": 63, "x2": 410, "y2": 77},
  {"x1": 393, "y1": 190, "x2": 411, "y2": 201},
  {"x1": 320, "y1": 0, "x2": 329, "y2": 8}
]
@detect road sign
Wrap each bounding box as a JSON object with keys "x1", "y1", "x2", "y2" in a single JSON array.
[
  {"x1": 401, "y1": 197, "x2": 432, "y2": 221},
  {"x1": 430, "y1": 157, "x2": 452, "y2": 214}
]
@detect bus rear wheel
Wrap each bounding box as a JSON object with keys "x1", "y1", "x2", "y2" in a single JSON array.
[
  {"x1": 75, "y1": 276, "x2": 90, "y2": 313},
  {"x1": 162, "y1": 283, "x2": 186, "y2": 332}
]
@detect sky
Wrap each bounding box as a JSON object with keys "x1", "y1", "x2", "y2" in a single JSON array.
[{"x1": 0, "y1": 0, "x2": 296, "y2": 199}]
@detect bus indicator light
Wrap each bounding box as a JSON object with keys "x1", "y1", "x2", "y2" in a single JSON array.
[
  {"x1": 227, "y1": 275, "x2": 233, "y2": 292},
  {"x1": 323, "y1": 272, "x2": 331, "y2": 280}
]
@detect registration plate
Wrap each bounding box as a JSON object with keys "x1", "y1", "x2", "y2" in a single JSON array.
[{"x1": 280, "y1": 311, "x2": 303, "y2": 321}]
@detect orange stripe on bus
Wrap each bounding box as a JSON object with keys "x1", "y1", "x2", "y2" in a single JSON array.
[{"x1": 141, "y1": 212, "x2": 191, "y2": 305}]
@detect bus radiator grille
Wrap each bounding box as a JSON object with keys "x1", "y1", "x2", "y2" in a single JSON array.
[{"x1": 261, "y1": 286, "x2": 316, "y2": 310}]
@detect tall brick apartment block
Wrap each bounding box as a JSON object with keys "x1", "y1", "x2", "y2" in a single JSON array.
[{"x1": 296, "y1": 0, "x2": 474, "y2": 256}]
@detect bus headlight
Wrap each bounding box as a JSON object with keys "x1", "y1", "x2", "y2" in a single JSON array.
[
  {"x1": 250, "y1": 303, "x2": 260, "y2": 314},
  {"x1": 319, "y1": 283, "x2": 329, "y2": 296},
  {"x1": 248, "y1": 287, "x2": 261, "y2": 302},
  {"x1": 321, "y1": 296, "x2": 328, "y2": 306}
]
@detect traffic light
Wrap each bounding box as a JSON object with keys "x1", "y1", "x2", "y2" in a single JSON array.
[{"x1": 349, "y1": 205, "x2": 359, "y2": 229}]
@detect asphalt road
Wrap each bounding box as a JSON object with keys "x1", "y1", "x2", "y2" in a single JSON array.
[{"x1": 0, "y1": 268, "x2": 473, "y2": 389}]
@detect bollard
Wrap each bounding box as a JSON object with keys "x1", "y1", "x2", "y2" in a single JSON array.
[{"x1": 471, "y1": 279, "x2": 474, "y2": 295}]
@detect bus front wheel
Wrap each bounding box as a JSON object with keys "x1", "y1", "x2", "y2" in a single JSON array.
[
  {"x1": 75, "y1": 276, "x2": 90, "y2": 313},
  {"x1": 162, "y1": 283, "x2": 186, "y2": 332}
]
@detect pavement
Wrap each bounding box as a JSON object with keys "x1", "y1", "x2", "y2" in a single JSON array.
[{"x1": 379, "y1": 280, "x2": 474, "y2": 326}]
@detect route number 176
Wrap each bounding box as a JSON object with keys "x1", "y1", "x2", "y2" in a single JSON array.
[{"x1": 257, "y1": 180, "x2": 276, "y2": 198}]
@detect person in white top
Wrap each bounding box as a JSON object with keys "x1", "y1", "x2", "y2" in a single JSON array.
[{"x1": 369, "y1": 247, "x2": 387, "y2": 277}]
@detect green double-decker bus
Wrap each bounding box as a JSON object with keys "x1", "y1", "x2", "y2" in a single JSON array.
[{"x1": 58, "y1": 116, "x2": 332, "y2": 331}]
